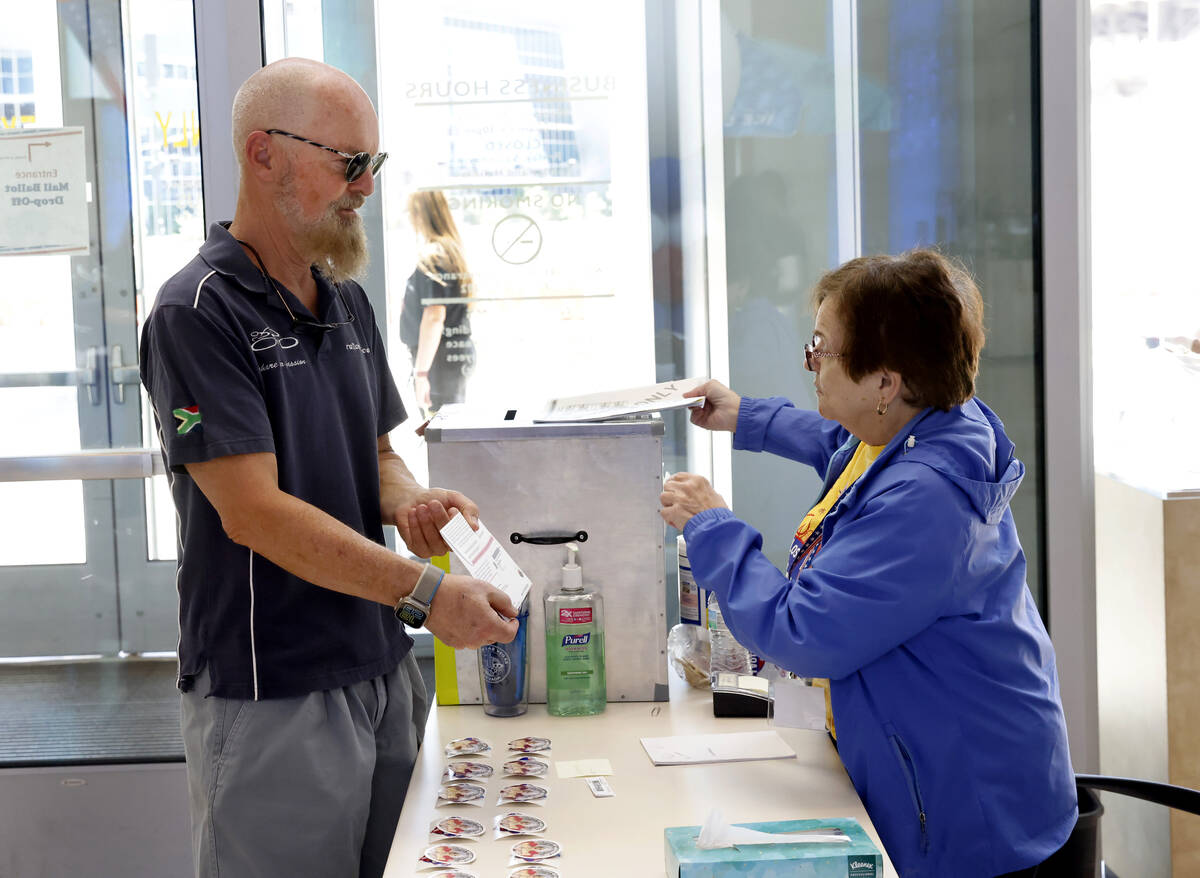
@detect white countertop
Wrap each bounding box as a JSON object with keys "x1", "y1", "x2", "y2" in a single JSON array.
[{"x1": 384, "y1": 675, "x2": 897, "y2": 877}]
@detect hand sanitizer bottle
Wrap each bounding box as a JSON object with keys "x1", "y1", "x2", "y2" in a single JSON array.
[{"x1": 544, "y1": 543, "x2": 606, "y2": 716}]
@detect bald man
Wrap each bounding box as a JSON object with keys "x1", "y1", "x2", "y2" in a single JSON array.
[{"x1": 139, "y1": 58, "x2": 518, "y2": 878}]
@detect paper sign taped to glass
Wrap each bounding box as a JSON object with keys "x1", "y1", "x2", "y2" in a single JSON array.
[{"x1": 0, "y1": 127, "x2": 89, "y2": 257}]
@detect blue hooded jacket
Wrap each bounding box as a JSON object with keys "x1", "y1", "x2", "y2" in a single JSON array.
[{"x1": 684, "y1": 396, "x2": 1077, "y2": 878}]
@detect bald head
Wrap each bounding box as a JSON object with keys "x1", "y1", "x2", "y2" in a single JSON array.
[{"x1": 231, "y1": 58, "x2": 375, "y2": 171}]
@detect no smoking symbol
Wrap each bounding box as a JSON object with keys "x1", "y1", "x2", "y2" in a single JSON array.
[{"x1": 492, "y1": 213, "x2": 542, "y2": 264}]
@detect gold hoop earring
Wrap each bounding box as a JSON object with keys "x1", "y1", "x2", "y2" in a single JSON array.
[{"x1": 877, "y1": 400, "x2": 888, "y2": 416}]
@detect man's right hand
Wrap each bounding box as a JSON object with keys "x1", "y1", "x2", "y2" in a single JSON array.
[
  {"x1": 685, "y1": 379, "x2": 742, "y2": 433},
  {"x1": 424, "y1": 574, "x2": 519, "y2": 648}
]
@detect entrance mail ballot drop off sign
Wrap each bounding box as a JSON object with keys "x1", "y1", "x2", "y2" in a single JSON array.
[{"x1": 0, "y1": 127, "x2": 88, "y2": 257}]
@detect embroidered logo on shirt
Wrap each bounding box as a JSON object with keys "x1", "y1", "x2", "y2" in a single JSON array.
[
  {"x1": 173, "y1": 406, "x2": 202, "y2": 435},
  {"x1": 249, "y1": 327, "x2": 299, "y2": 351}
]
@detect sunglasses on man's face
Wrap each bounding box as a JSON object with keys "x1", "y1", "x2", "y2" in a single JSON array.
[{"x1": 266, "y1": 129, "x2": 388, "y2": 183}]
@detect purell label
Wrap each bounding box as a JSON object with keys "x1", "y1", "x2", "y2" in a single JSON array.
[
  {"x1": 559, "y1": 607, "x2": 592, "y2": 624},
  {"x1": 561, "y1": 632, "x2": 591, "y2": 646}
]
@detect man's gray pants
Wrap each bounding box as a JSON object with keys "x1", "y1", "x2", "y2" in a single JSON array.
[{"x1": 181, "y1": 651, "x2": 429, "y2": 878}]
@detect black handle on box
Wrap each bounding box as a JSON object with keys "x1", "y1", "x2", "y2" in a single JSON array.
[{"x1": 510, "y1": 530, "x2": 588, "y2": 545}]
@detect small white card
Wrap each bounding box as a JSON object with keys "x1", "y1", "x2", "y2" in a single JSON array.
[
  {"x1": 584, "y1": 776, "x2": 615, "y2": 798},
  {"x1": 439, "y1": 514, "x2": 532, "y2": 610}
]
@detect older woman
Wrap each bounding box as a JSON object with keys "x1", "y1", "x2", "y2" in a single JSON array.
[{"x1": 660, "y1": 249, "x2": 1077, "y2": 878}]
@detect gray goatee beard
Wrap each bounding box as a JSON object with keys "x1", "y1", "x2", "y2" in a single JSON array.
[{"x1": 280, "y1": 176, "x2": 371, "y2": 285}]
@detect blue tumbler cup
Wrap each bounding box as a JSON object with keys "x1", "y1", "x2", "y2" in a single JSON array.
[{"x1": 477, "y1": 600, "x2": 530, "y2": 717}]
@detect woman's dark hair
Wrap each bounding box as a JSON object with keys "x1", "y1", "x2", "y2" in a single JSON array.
[{"x1": 811, "y1": 248, "x2": 985, "y2": 411}]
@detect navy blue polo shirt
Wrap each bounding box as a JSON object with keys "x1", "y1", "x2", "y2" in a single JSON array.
[{"x1": 139, "y1": 222, "x2": 411, "y2": 700}]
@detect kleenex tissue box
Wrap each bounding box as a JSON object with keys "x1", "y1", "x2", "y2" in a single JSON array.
[{"x1": 665, "y1": 817, "x2": 883, "y2": 878}]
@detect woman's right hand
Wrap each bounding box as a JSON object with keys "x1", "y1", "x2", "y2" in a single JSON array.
[
  {"x1": 414, "y1": 373, "x2": 432, "y2": 408},
  {"x1": 685, "y1": 379, "x2": 741, "y2": 433}
]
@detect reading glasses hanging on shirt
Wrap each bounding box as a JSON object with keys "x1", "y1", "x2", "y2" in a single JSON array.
[{"x1": 238, "y1": 238, "x2": 356, "y2": 331}]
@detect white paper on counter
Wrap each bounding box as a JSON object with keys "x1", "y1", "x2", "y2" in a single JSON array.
[
  {"x1": 555, "y1": 758, "x2": 613, "y2": 778},
  {"x1": 696, "y1": 809, "x2": 850, "y2": 849},
  {"x1": 639, "y1": 730, "x2": 796, "y2": 765},
  {"x1": 439, "y1": 514, "x2": 531, "y2": 609}
]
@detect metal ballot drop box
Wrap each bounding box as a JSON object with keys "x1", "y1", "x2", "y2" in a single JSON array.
[{"x1": 425, "y1": 408, "x2": 668, "y2": 705}]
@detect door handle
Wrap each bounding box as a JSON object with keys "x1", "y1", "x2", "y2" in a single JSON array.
[
  {"x1": 109, "y1": 344, "x2": 141, "y2": 404},
  {"x1": 0, "y1": 347, "x2": 103, "y2": 404},
  {"x1": 510, "y1": 530, "x2": 588, "y2": 546}
]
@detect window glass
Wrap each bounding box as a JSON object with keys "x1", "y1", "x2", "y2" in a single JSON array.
[
  {"x1": 1091, "y1": 0, "x2": 1200, "y2": 491},
  {"x1": 378, "y1": 2, "x2": 655, "y2": 424},
  {"x1": 857, "y1": 1, "x2": 1043, "y2": 602},
  {"x1": 717, "y1": 2, "x2": 1044, "y2": 603},
  {"x1": 0, "y1": 0, "x2": 85, "y2": 566},
  {"x1": 266, "y1": 1, "x2": 656, "y2": 489},
  {"x1": 718, "y1": 2, "x2": 835, "y2": 571},
  {"x1": 125, "y1": 0, "x2": 205, "y2": 561}
]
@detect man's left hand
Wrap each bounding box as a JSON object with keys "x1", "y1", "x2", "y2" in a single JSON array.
[
  {"x1": 659, "y1": 472, "x2": 728, "y2": 530},
  {"x1": 391, "y1": 488, "x2": 479, "y2": 557}
]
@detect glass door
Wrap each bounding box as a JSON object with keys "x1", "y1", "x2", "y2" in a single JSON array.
[{"x1": 0, "y1": 0, "x2": 202, "y2": 657}]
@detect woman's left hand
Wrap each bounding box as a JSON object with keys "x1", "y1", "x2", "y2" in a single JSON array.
[{"x1": 659, "y1": 472, "x2": 728, "y2": 530}]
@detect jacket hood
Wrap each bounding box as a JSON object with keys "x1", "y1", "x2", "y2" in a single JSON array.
[{"x1": 896, "y1": 399, "x2": 1024, "y2": 525}]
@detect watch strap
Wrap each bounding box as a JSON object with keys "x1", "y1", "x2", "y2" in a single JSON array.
[
  {"x1": 394, "y1": 562, "x2": 444, "y2": 626},
  {"x1": 411, "y1": 562, "x2": 444, "y2": 605}
]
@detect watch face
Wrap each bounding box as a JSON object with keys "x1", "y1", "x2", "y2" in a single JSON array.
[{"x1": 395, "y1": 600, "x2": 428, "y2": 628}]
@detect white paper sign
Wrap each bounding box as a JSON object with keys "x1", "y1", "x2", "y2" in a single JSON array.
[
  {"x1": 0, "y1": 127, "x2": 88, "y2": 257},
  {"x1": 770, "y1": 678, "x2": 830, "y2": 731},
  {"x1": 439, "y1": 514, "x2": 532, "y2": 610}
]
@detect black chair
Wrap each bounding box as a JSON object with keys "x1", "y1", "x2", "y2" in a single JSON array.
[{"x1": 1039, "y1": 774, "x2": 1200, "y2": 877}]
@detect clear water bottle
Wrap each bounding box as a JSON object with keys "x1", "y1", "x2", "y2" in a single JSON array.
[{"x1": 707, "y1": 596, "x2": 753, "y2": 678}]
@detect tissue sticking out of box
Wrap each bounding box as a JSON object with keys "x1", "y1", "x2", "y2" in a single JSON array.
[{"x1": 696, "y1": 809, "x2": 851, "y2": 849}]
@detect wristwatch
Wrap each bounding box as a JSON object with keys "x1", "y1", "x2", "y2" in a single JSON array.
[{"x1": 394, "y1": 563, "x2": 444, "y2": 628}]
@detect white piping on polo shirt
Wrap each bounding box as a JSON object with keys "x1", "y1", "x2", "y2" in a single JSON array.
[
  {"x1": 155, "y1": 420, "x2": 186, "y2": 687},
  {"x1": 174, "y1": 271, "x2": 214, "y2": 666},
  {"x1": 182, "y1": 267, "x2": 263, "y2": 700},
  {"x1": 249, "y1": 550, "x2": 259, "y2": 700},
  {"x1": 194, "y1": 269, "x2": 216, "y2": 307}
]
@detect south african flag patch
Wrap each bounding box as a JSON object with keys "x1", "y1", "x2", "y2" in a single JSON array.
[{"x1": 173, "y1": 406, "x2": 202, "y2": 435}]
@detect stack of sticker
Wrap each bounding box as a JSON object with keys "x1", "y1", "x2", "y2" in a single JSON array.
[{"x1": 418, "y1": 735, "x2": 564, "y2": 877}]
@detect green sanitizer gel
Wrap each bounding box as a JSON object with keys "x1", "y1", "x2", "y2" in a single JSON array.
[{"x1": 544, "y1": 542, "x2": 606, "y2": 716}]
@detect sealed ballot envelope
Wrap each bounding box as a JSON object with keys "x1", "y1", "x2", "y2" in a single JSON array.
[{"x1": 440, "y1": 514, "x2": 532, "y2": 610}]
